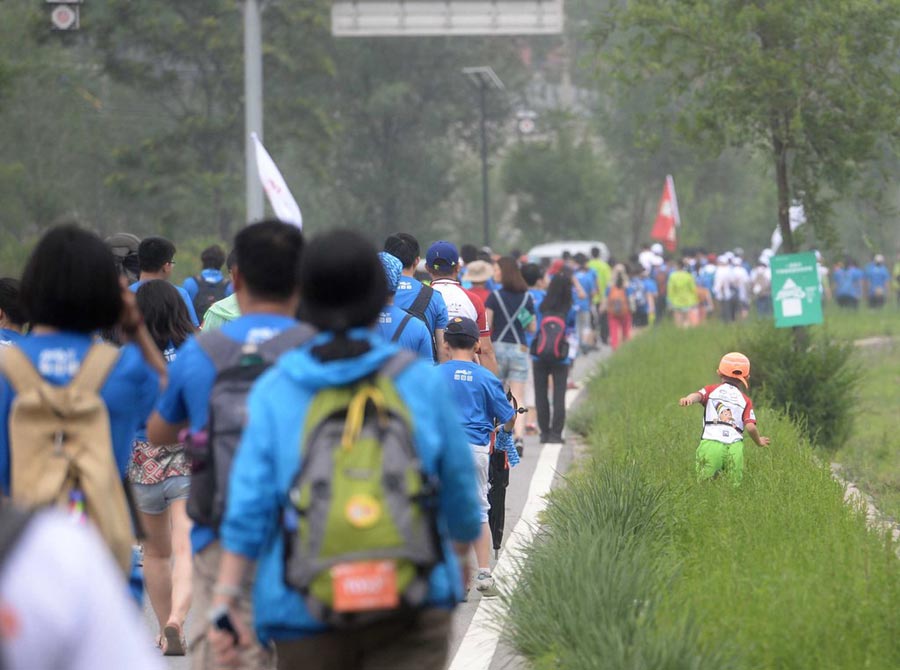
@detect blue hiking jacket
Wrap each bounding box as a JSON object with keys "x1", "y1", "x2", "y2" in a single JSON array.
[{"x1": 219, "y1": 330, "x2": 482, "y2": 643}]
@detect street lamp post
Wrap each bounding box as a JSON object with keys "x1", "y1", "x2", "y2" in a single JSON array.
[
  {"x1": 244, "y1": 0, "x2": 264, "y2": 223},
  {"x1": 463, "y1": 67, "x2": 504, "y2": 248}
]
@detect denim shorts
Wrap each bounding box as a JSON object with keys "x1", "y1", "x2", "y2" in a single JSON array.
[
  {"x1": 130, "y1": 475, "x2": 191, "y2": 515},
  {"x1": 494, "y1": 340, "x2": 530, "y2": 383}
]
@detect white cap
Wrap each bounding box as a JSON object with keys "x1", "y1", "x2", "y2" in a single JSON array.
[
  {"x1": 651, "y1": 255, "x2": 663, "y2": 267},
  {"x1": 875, "y1": 253, "x2": 885, "y2": 263},
  {"x1": 650, "y1": 242, "x2": 664, "y2": 255}
]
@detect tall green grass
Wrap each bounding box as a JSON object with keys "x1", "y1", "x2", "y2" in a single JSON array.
[{"x1": 507, "y1": 323, "x2": 900, "y2": 669}]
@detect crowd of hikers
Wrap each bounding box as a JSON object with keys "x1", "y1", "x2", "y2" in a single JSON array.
[{"x1": 0, "y1": 222, "x2": 896, "y2": 669}]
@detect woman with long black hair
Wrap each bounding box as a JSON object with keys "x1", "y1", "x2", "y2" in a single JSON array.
[{"x1": 129, "y1": 280, "x2": 197, "y2": 655}]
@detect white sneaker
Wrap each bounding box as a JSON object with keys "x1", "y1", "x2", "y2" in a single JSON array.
[{"x1": 474, "y1": 569, "x2": 497, "y2": 596}]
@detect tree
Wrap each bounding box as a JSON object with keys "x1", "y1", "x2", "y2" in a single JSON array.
[
  {"x1": 594, "y1": 0, "x2": 900, "y2": 253},
  {"x1": 92, "y1": 0, "x2": 333, "y2": 239},
  {"x1": 317, "y1": 37, "x2": 527, "y2": 243},
  {"x1": 502, "y1": 114, "x2": 615, "y2": 246}
]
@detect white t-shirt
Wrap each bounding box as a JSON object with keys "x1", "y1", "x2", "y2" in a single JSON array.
[
  {"x1": 698, "y1": 382, "x2": 756, "y2": 445},
  {"x1": 431, "y1": 279, "x2": 478, "y2": 323},
  {"x1": 0, "y1": 513, "x2": 163, "y2": 670}
]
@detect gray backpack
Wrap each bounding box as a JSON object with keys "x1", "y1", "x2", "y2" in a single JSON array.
[
  {"x1": 186, "y1": 324, "x2": 315, "y2": 529},
  {"x1": 282, "y1": 352, "x2": 442, "y2": 628}
]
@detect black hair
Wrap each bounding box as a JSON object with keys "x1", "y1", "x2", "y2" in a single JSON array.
[
  {"x1": 135, "y1": 280, "x2": 195, "y2": 352},
  {"x1": 520, "y1": 263, "x2": 543, "y2": 288},
  {"x1": 200, "y1": 245, "x2": 226, "y2": 270},
  {"x1": 562, "y1": 250, "x2": 572, "y2": 261},
  {"x1": 225, "y1": 249, "x2": 237, "y2": 271},
  {"x1": 233, "y1": 220, "x2": 304, "y2": 301},
  {"x1": 574, "y1": 252, "x2": 588, "y2": 266},
  {"x1": 476, "y1": 250, "x2": 493, "y2": 263},
  {"x1": 138, "y1": 237, "x2": 177, "y2": 273},
  {"x1": 0, "y1": 278, "x2": 26, "y2": 327},
  {"x1": 384, "y1": 233, "x2": 419, "y2": 269},
  {"x1": 298, "y1": 229, "x2": 386, "y2": 333},
  {"x1": 445, "y1": 332, "x2": 478, "y2": 351},
  {"x1": 459, "y1": 244, "x2": 479, "y2": 265},
  {"x1": 541, "y1": 271, "x2": 573, "y2": 316},
  {"x1": 20, "y1": 224, "x2": 123, "y2": 333},
  {"x1": 591, "y1": 247, "x2": 601, "y2": 259}
]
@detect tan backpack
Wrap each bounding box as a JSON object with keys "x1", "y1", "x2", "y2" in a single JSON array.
[{"x1": 0, "y1": 343, "x2": 135, "y2": 573}]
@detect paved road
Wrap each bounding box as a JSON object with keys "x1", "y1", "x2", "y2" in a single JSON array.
[{"x1": 147, "y1": 346, "x2": 607, "y2": 669}]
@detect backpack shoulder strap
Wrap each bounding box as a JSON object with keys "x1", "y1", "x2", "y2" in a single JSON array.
[
  {"x1": 391, "y1": 314, "x2": 414, "y2": 343},
  {"x1": 0, "y1": 345, "x2": 44, "y2": 395},
  {"x1": 69, "y1": 343, "x2": 121, "y2": 394},
  {"x1": 196, "y1": 329, "x2": 246, "y2": 373},
  {"x1": 258, "y1": 323, "x2": 317, "y2": 362},
  {"x1": 407, "y1": 284, "x2": 433, "y2": 320},
  {"x1": 0, "y1": 506, "x2": 33, "y2": 572},
  {"x1": 493, "y1": 290, "x2": 528, "y2": 345},
  {"x1": 380, "y1": 350, "x2": 418, "y2": 380}
]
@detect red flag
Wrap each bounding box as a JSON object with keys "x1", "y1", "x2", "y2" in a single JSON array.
[{"x1": 650, "y1": 175, "x2": 680, "y2": 251}]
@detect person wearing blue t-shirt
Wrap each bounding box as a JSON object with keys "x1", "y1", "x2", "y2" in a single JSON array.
[
  {"x1": 0, "y1": 225, "x2": 163, "y2": 607},
  {"x1": 438, "y1": 316, "x2": 516, "y2": 597},
  {"x1": 207, "y1": 231, "x2": 481, "y2": 669},
  {"x1": 573, "y1": 254, "x2": 598, "y2": 350},
  {"x1": 384, "y1": 233, "x2": 449, "y2": 362},
  {"x1": 834, "y1": 259, "x2": 865, "y2": 309},
  {"x1": 0, "y1": 277, "x2": 26, "y2": 347},
  {"x1": 863, "y1": 254, "x2": 890, "y2": 308},
  {"x1": 147, "y1": 220, "x2": 304, "y2": 670},
  {"x1": 376, "y1": 253, "x2": 434, "y2": 361},
  {"x1": 129, "y1": 236, "x2": 200, "y2": 327}
]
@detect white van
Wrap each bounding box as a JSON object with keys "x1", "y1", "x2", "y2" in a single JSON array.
[{"x1": 526, "y1": 240, "x2": 609, "y2": 264}]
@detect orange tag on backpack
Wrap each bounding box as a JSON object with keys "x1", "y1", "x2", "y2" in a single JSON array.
[{"x1": 332, "y1": 561, "x2": 399, "y2": 613}]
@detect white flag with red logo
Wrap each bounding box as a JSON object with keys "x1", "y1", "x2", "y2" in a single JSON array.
[
  {"x1": 650, "y1": 175, "x2": 680, "y2": 251},
  {"x1": 252, "y1": 132, "x2": 303, "y2": 230}
]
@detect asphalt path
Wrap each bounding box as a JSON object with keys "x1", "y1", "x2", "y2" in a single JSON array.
[{"x1": 147, "y1": 346, "x2": 608, "y2": 669}]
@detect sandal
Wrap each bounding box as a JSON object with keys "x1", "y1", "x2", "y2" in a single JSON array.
[{"x1": 162, "y1": 623, "x2": 186, "y2": 656}]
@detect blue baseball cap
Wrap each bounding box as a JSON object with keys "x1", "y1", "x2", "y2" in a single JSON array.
[
  {"x1": 445, "y1": 316, "x2": 480, "y2": 342},
  {"x1": 426, "y1": 240, "x2": 459, "y2": 270},
  {"x1": 378, "y1": 251, "x2": 403, "y2": 293}
]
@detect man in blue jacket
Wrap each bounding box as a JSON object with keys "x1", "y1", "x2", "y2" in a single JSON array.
[{"x1": 208, "y1": 230, "x2": 482, "y2": 670}]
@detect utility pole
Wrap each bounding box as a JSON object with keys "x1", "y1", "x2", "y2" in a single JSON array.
[
  {"x1": 244, "y1": 0, "x2": 264, "y2": 223},
  {"x1": 478, "y1": 81, "x2": 490, "y2": 248},
  {"x1": 463, "y1": 67, "x2": 504, "y2": 249}
]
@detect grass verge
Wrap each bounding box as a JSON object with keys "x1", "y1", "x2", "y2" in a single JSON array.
[
  {"x1": 507, "y1": 322, "x2": 900, "y2": 669},
  {"x1": 832, "y1": 337, "x2": 900, "y2": 522}
]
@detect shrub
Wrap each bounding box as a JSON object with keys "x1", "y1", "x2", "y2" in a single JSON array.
[{"x1": 737, "y1": 322, "x2": 861, "y2": 451}]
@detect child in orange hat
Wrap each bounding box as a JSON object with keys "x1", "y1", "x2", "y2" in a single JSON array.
[{"x1": 678, "y1": 352, "x2": 770, "y2": 486}]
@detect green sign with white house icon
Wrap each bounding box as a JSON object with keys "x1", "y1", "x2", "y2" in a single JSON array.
[{"x1": 770, "y1": 252, "x2": 823, "y2": 328}]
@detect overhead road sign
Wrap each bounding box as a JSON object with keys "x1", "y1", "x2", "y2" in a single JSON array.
[
  {"x1": 332, "y1": 1, "x2": 564, "y2": 37},
  {"x1": 771, "y1": 252, "x2": 823, "y2": 328}
]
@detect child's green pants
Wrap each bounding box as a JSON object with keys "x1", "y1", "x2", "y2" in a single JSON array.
[{"x1": 696, "y1": 439, "x2": 744, "y2": 486}]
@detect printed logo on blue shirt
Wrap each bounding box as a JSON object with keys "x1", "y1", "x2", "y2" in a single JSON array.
[
  {"x1": 38, "y1": 348, "x2": 79, "y2": 377},
  {"x1": 453, "y1": 368, "x2": 474, "y2": 382},
  {"x1": 245, "y1": 327, "x2": 279, "y2": 345}
]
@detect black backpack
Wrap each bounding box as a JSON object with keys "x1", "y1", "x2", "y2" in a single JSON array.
[
  {"x1": 403, "y1": 284, "x2": 438, "y2": 361},
  {"x1": 192, "y1": 275, "x2": 228, "y2": 323},
  {"x1": 186, "y1": 324, "x2": 315, "y2": 529},
  {"x1": 530, "y1": 315, "x2": 569, "y2": 362}
]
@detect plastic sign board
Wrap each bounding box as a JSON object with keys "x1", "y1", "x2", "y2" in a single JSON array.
[
  {"x1": 332, "y1": 1, "x2": 564, "y2": 37},
  {"x1": 770, "y1": 252, "x2": 823, "y2": 328}
]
